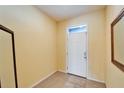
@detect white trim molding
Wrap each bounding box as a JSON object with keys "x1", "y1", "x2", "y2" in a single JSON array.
[{"x1": 58, "y1": 70, "x2": 67, "y2": 73}]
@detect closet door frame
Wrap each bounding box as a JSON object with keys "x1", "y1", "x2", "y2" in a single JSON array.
[{"x1": 0, "y1": 24, "x2": 18, "y2": 88}]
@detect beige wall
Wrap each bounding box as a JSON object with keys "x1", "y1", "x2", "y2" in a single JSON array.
[
  {"x1": 105, "y1": 5, "x2": 124, "y2": 87},
  {"x1": 57, "y1": 9, "x2": 106, "y2": 82},
  {"x1": 0, "y1": 6, "x2": 57, "y2": 87}
]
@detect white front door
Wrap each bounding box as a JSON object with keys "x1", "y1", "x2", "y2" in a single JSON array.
[{"x1": 68, "y1": 29, "x2": 87, "y2": 77}]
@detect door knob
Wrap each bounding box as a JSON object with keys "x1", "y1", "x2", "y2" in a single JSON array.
[
  {"x1": 84, "y1": 56, "x2": 87, "y2": 59},
  {"x1": 84, "y1": 51, "x2": 87, "y2": 59}
]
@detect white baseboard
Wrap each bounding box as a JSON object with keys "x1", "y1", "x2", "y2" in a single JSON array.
[
  {"x1": 30, "y1": 70, "x2": 57, "y2": 88},
  {"x1": 87, "y1": 77, "x2": 105, "y2": 83},
  {"x1": 58, "y1": 70, "x2": 66, "y2": 73}
]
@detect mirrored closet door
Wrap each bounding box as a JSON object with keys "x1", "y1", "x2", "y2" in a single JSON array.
[{"x1": 0, "y1": 25, "x2": 18, "y2": 88}]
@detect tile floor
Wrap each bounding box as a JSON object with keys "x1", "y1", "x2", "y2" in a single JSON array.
[{"x1": 34, "y1": 71, "x2": 106, "y2": 88}]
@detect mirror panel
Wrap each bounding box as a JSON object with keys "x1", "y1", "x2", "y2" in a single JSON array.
[
  {"x1": 111, "y1": 8, "x2": 124, "y2": 72},
  {"x1": 0, "y1": 29, "x2": 16, "y2": 88},
  {"x1": 0, "y1": 25, "x2": 17, "y2": 88},
  {"x1": 114, "y1": 16, "x2": 124, "y2": 65}
]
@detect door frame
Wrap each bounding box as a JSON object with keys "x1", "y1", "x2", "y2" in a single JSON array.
[
  {"x1": 66, "y1": 25, "x2": 88, "y2": 78},
  {"x1": 0, "y1": 24, "x2": 18, "y2": 88}
]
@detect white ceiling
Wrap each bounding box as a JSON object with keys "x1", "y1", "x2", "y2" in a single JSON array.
[{"x1": 36, "y1": 5, "x2": 105, "y2": 21}]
